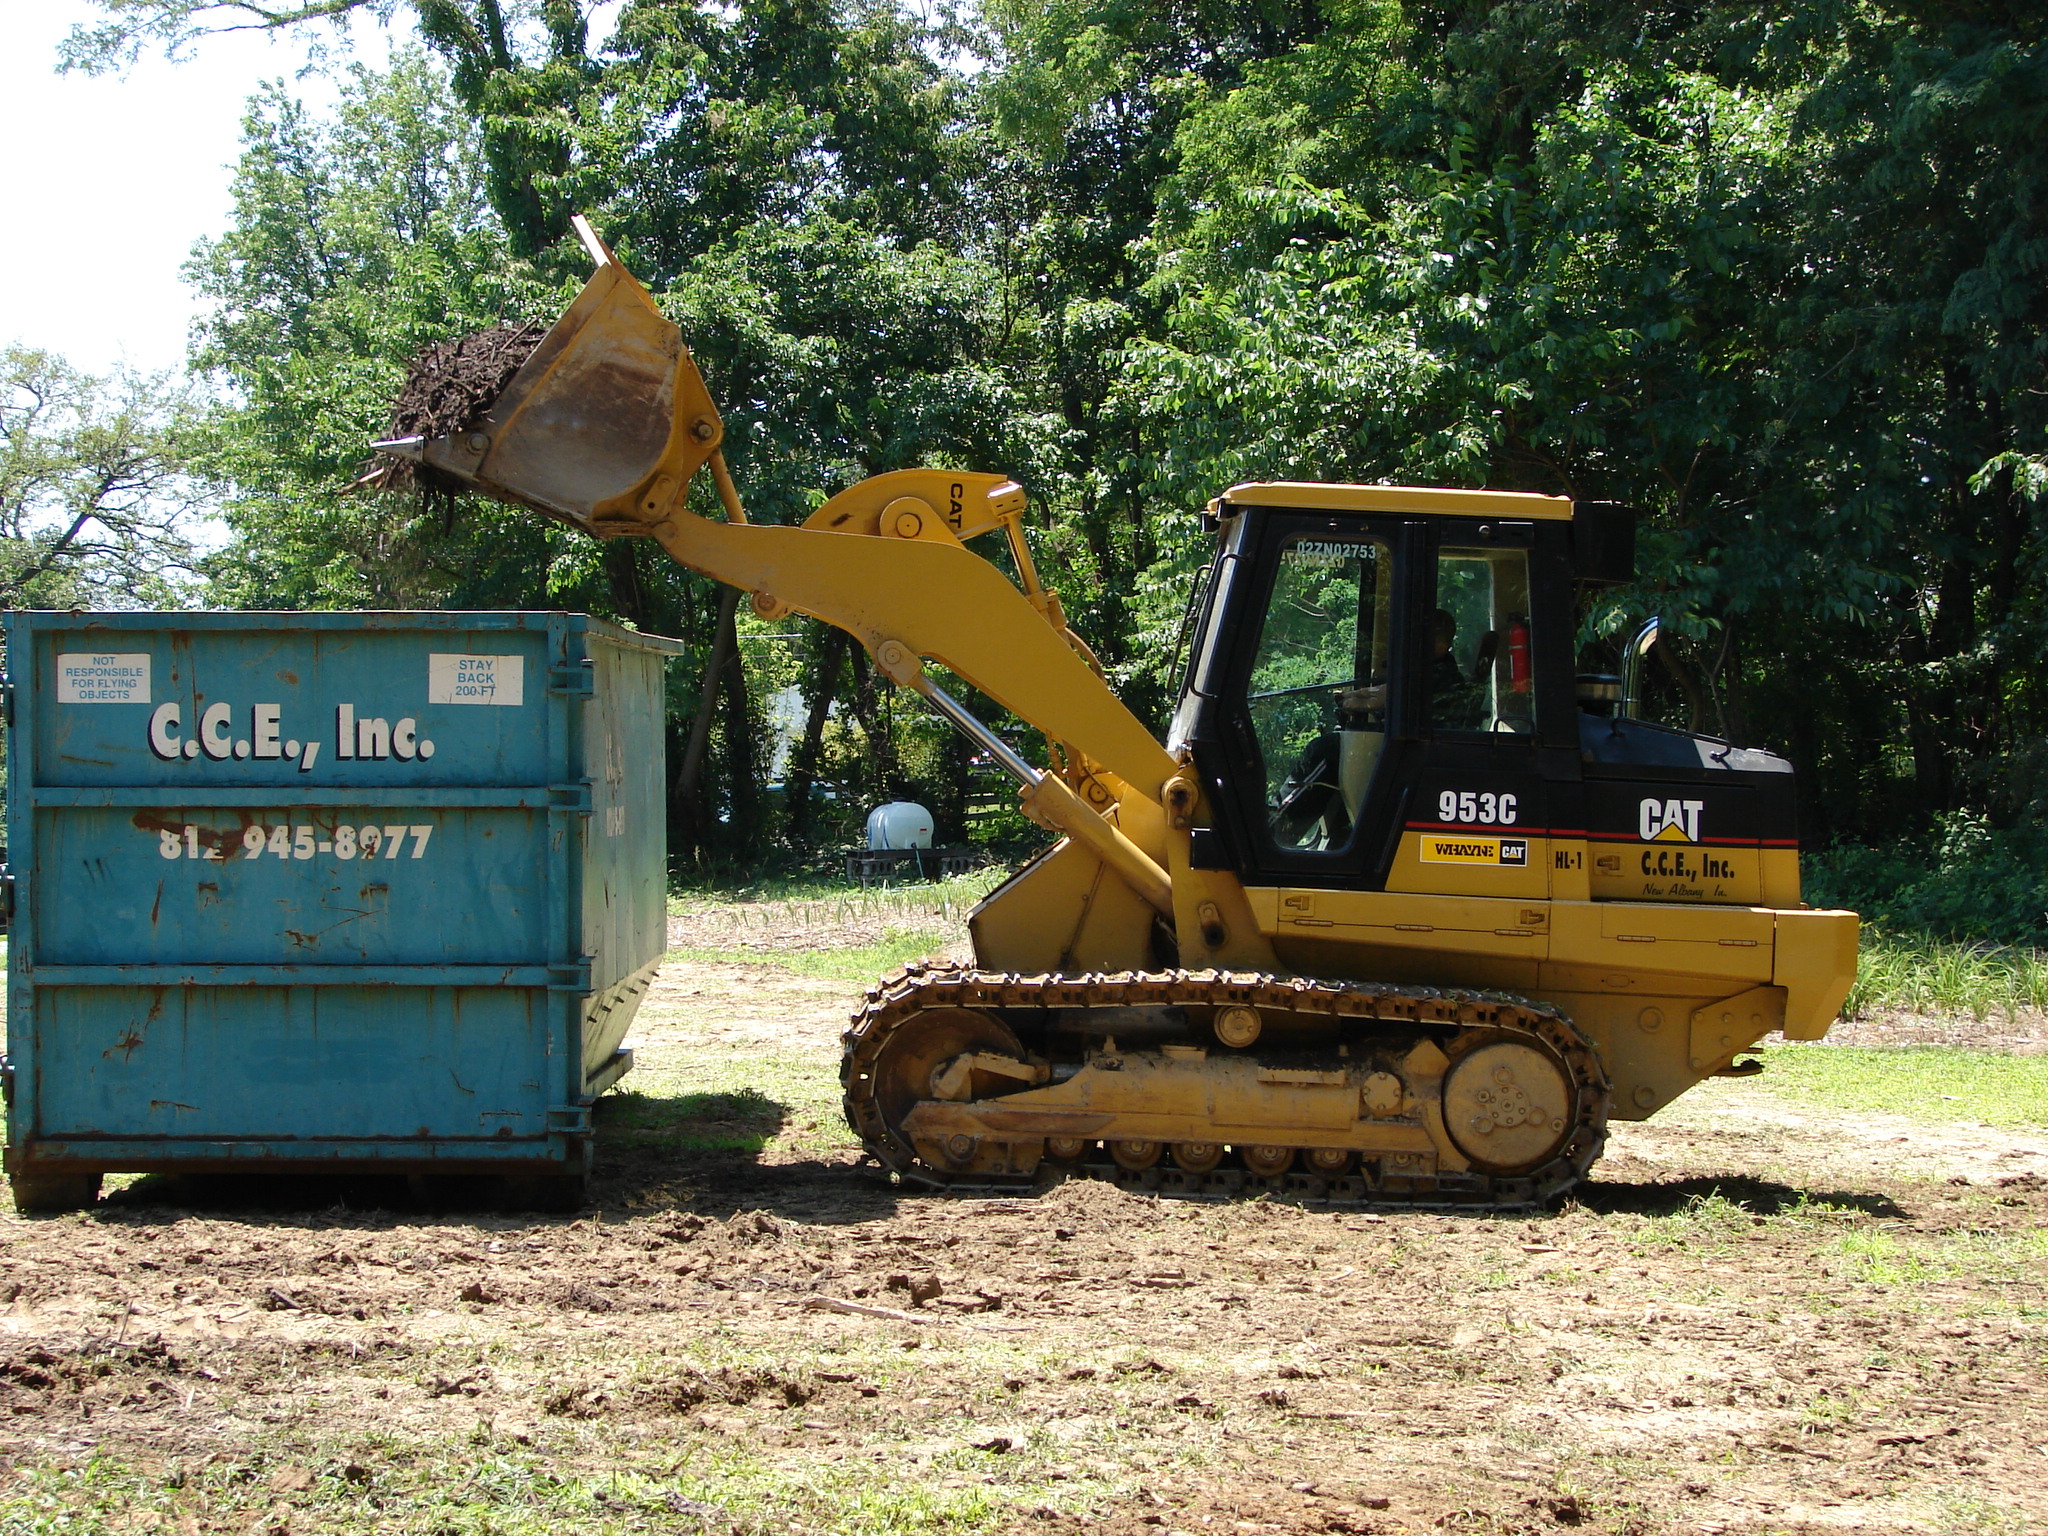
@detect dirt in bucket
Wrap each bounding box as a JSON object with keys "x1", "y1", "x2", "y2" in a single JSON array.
[{"x1": 373, "y1": 322, "x2": 547, "y2": 506}]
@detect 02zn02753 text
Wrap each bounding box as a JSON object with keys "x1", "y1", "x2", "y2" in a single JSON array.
[{"x1": 153, "y1": 823, "x2": 435, "y2": 861}]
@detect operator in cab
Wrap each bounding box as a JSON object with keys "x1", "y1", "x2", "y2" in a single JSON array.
[
  {"x1": 1337, "y1": 608, "x2": 1485, "y2": 729},
  {"x1": 1274, "y1": 609, "x2": 1487, "y2": 844}
]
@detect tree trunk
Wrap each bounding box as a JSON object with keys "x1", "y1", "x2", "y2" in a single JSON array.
[
  {"x1": 601, "y1": 540, "x2": 656, "y2": 634},
  {"x1": 673, "y1": 585, "x2": 742, "y2": 858},
  {"x1": 1654, "y1": 638, "x2": 1710, "y2": 735},
  {"x1": 785, "y1": 627, "x2": 849, "y2": 846},
  {"x1": 717, "y1": 617, "x2": 760, "y2": 858},
  {"x1": 1908, "y1": 490, "x2": 1982, "y2": 816},
  {"x1": 843, "y1": 642, "x2": 897, "y2": 800},
  {"x1": 1716, "y1": 624, "x2": 1751, "y2": 747}
]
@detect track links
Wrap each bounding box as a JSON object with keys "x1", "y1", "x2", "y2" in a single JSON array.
[{"x1": 842, "y1": 962, "x2": 1610, "y2": 1214}]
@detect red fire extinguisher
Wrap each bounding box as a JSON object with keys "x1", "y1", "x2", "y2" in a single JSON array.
[{"x1": 1507, "y1": 615, "x2": 1532, "y2": 694}]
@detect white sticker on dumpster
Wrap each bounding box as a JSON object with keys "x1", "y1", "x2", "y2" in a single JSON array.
[
  {"x1": 57, "y1": 652, "x2": 150, "y2": 704},
  {"x1": 428, "y1": 653, "x2": 523, "y2": 706}
]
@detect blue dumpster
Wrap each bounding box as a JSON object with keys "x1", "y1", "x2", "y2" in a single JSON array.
[{"x1": 1, "y1": 611, "x2": 683, "y2": 1211}]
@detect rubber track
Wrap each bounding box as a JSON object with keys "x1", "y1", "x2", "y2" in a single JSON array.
[{"x1": 841, "y1": 962, "x2": 1610, "y2": 1214}]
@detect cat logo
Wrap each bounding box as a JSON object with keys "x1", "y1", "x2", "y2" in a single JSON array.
[{"x1": 1638, "y1": 797, "x2": 1704, "y2": 842}]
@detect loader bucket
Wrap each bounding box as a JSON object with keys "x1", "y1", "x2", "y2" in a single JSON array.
[{"x1": 378, "y1": 218, "x2": 722, "y2": 534}]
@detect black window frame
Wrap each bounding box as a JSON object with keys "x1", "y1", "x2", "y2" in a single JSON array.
[{"x1": 1209, "y1": 508, "x2": 1425, "y2": 882}]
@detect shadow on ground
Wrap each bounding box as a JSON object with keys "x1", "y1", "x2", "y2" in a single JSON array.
[
  {"x1": 49, "y1": 1083, "x2": 910, "y2": 1227},
  {"x1": 596, "y1": 1083, "x2": 785, "y2": 1151},
  {"x1": 1573, "y1": 1172, "x2": 1909, "y2": 1220},
  {"x1": 32, "y1": 1090, "x2": 1912, "y2": 1231}
]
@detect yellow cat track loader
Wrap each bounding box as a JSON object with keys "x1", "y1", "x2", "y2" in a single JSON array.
[{"x1": 377, "y1": 218, "x2": 1858, "y2": 1210}]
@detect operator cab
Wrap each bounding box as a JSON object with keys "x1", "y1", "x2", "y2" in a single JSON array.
[{"x1": 1169, "y1": 483, "x2": 1800, "y2": 907}]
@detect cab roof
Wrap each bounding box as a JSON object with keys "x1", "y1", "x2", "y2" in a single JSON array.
[{"x1": 1211, "y1": 482, "x2": 1573, "y2": 521}]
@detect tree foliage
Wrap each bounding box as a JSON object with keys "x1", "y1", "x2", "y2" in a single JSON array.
[
  {"x1": 0, "y1": 348, "x2": 208, "y2": 609},
  {"x1": 187, "y1": 53, "x2": 567, "y2": 610},
  {"x1": 77, "y1": 0, "x2": 2048, "y2": 869}
]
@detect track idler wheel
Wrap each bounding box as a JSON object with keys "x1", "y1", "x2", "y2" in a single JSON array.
[
  {"x1": 1171, "y1": 1142, "x2": 1224, "y2": 1173},
  {"x1": 1441, "y1": 1037, "x2": 1576, "y2": 1174},
  {"x1": 864, "y1": 1006, "x2": 1026, "y2": 1168}
]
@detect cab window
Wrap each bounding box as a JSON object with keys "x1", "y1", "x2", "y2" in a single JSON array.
[
  {"x1": 1245, "y1": 534, "x2": 1394, "y2": 850},
  {"x1": 1434, "y1": 547, "x2": 1534, "y2": 733}
]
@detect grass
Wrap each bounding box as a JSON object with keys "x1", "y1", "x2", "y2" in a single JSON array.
[
  {"x1": 1844, "y1": 929, "x2": 2048, "y2": 1020},
  {"x1": 669, "y1": 870, "x2": 1005, "y2": 927},
  {"x1": 0, "y1": 1323, "x2": 1190, "y2": 1536},
  {"x1": 1629, "y1": 1191, "x2": 1760, "y2": 1251},
  {"x1": 1624, "y1": 1189, "x2": 1860, "y2": 1255},
  {"x1": 1833, "y1": 1227, "x2": 2048, "y2": 1288},
  {"x1": 1760, "y1": 1042, "x2": 2048, "y2": 1130},
  {"x1": 605, "y1": 1049, "x2": 851, "y2": 1157},
  {"x1": 662, "y1": 870, "x2": 998, "y2": 984},
  {"x1": 0, "y1": 1431, "x2": 1115, "y2": 1536},
  {"x1": 664, "y1": 932, "x2": 958, "y2": 986},
  {"x1": 672, "y1": 868, "x2": 994, "y2": 902},
  {"x1": 1619, "y1": 1188, "x2": 1931, "y2": 1260},
  {"x1": 1926, "y1": 1493, "x2": 2036, "y2": 1536}
]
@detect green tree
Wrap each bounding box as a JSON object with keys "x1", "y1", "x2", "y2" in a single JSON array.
[
  {"x1": 188, "y1": 53, "x2": 577, "y2": 610},
  {"x1": 0, "y1": 346, "x2": 208, "y2": 609},
  {"x1": 975, "y1": 0, "x2": 1331, "y2": 722},
  {"x1": 568, "y1": 1, "x2": 1044, "y2": 852},
  {"x1": 172, "y1": 14, "x2": 1031, "y2": 865},
  {"x1": 89, "y1": 0, "x2": 2048, "y2": 866},
  {"x1": 185, "y1": 54, "x2": 768, "y2": 864}
]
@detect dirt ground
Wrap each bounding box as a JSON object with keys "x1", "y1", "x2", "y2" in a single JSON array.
[{"x1": 3, "y1": 934, "x2": 2046, "y2": 1535}]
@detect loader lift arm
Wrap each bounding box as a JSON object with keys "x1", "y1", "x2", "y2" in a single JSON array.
[{"x1": 377, "y1": 218, "x2": 1178, "y2": 918}]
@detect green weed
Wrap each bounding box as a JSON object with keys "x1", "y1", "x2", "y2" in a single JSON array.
[
  {"x1": 0, "y1": 1332, "x2": 1156, "y2": 1533},
  {"x1": 665, "y1": 930, "x2": 956, "y2": 985},
  {"x1": 1841, "y1": 929, "x2": 2048, "y2": 1021},
  {"x1": 0, "y1": 1437, "x2": 1106, "y2": 1536},
  {"x1": 670, "y1": 870, "x2": 1003, "y2": 926},
  {"x1": 1760, "y1": 1043, "x2": 2048, "y2": 1130},
  {"x1": 1927, "y1": 1491, "x2": 2035, "y2": 1535},
  {"x1": 1632, "y1": 1191, "x2": 1756, "y2": 1249},
  {"x1": 1829, "y1": 1226, "x2": 2048, "y2": 1289},
  {"x1": 1806, "y1": 814, "x2": 2048, "y2": 950},
  {"x1": 1834, "y1": 1231, "x2": 1935, "y2": 1286},
  {"x1": 1797, "y1": 1388, "x2": 1862, "y2": 1432},
  {"x1": 1768, "y1": 1192, "x2": 1870, "y2": 1224}
]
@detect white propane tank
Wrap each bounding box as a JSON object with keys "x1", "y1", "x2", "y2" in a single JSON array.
[{"x1": 866, "y1": 801, "x2": 934, "y2": 850}]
